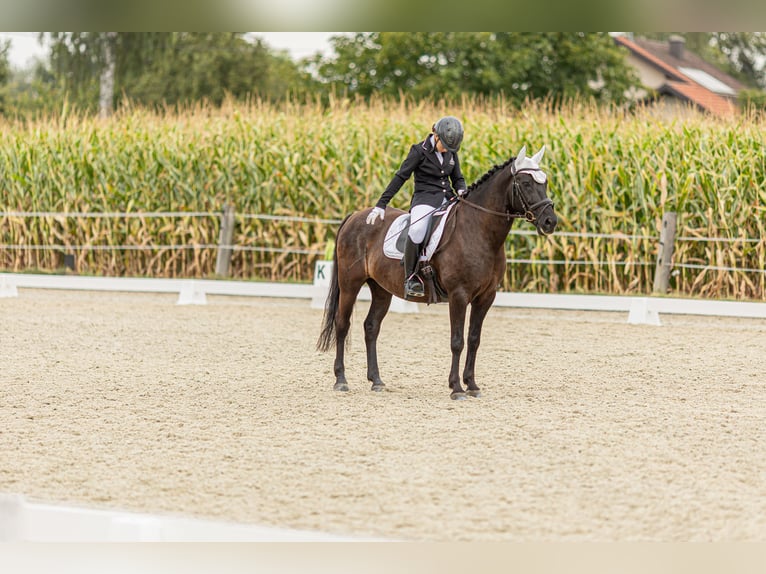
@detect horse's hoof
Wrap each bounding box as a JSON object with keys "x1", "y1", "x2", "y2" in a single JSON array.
[
  {"x1": 450, "y1": 392, "x2": 467, "y2": 401},
  {"x1": 333, "y1": 382, "x2": 349, "y2": 392},
  {"x1": 370, "y1": 383, "x2": 385, "y2": 392},
  {"x1": 466, "y1": 390, "x2": 482, "y2": 398}
]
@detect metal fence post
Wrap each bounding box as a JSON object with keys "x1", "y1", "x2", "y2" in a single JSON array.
[
  {"x1": 653, "y1": 211, "x2": 677, "y2": 294},
  {"x1": 215, "y1": 205, "x2": 236, "y2": 277}
]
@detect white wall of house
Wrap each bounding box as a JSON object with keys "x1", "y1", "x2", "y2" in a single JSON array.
[{"x1": 626, "y1": 53, "x2": 670, "y2": 90}]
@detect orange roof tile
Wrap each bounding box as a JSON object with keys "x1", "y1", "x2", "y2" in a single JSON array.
[{"x1": 663, "y1": 81, "x2": 738, "y2": 116}]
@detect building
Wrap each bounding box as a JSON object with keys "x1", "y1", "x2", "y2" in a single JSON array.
[{"x1": 614, "y1": 34, "x2": 745, "y2": 117}]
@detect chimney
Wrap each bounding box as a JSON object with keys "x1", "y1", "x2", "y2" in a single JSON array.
[{"x1": 669, "y1": 35, "x2": 685, "y2": 60}]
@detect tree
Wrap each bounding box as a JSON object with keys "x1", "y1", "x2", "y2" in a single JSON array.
[
  {"x1": 99, "y1": 32, "x2": 117, "y2": 118},
  {"x1": 42, "y1": 32, "x2": 316, "y2": 112},
  {"x1": 122, "y1": 33, "x2": 274, "y2": 106},
  {"x1": 0, "y1": 39, "x2": 10, "y2": 113},
  {"x1": 313, "y1": 32, "x2": 638, "y2": 105},
  {"x1": 0, "y1": 39, "x2": 9, "y2": 84},
  {"x1": 711, "y1": 33, "x2": 766, "y2": 89},
  {"x1": 493, "y1": 33, "x2": 639, "y2": 103}
]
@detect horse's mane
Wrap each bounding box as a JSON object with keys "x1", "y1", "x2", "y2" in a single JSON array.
[{"x1": 465, "y1": 156, "x2": 515, "y2": 194}]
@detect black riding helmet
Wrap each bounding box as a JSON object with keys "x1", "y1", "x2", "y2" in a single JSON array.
[{"x1": 433, "y1": 116, "x2": 464, "y2": 153}]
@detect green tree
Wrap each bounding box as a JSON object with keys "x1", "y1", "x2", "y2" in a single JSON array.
[
  {"x1": 122, "y1": 33, "x2": 272, "y2": 105},
  {"x1": 313, "y1": 32, "x2": 637, "y2": 105},
  {"x1": 711, "y1": 33, "x2": 766, "y2": 89},
  {"x1": 42, "y1": 32, "x2": 315, "y2": 112},
  {"x1": 0, "y1": 39, "x2": 10, "y2": 113},
  {"x1": 0, "y1": 39, "x2": 9, "y2": 83},
  {"x1": 493, "y1": 33, "x2": 638, "y2": 103}
]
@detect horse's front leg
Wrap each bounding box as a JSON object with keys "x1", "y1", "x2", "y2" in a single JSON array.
[
  {"x1": 462, "y1": 290, "x2": 497, "y2": 398},
  {"x1": 447, "y1": 295, "x2": 469, "y2": 400}
]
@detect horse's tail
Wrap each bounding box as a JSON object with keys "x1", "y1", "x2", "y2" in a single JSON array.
[{"x1": 316, "y1": 214, "x2": 351, "y2": 352}]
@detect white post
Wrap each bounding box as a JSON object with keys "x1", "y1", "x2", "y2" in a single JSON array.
[
  {"x1": 627, "y1": 297, "x2": 661, "y2": 326},
  {"x1": 310, "y1": 260, "x2": 333, "y2": 309},
  {"x1": 176, "y1": 280, "x2": 207, "y2": 305}
]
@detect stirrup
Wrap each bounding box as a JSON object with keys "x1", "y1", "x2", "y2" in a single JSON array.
[{"x1": 405, "y1": 277, "x2": 425, "y2": 297}]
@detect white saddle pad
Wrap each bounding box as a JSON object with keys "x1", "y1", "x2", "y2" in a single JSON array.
[{"x1": 382, "y1": 203, "x2": 455, "y2": 261}]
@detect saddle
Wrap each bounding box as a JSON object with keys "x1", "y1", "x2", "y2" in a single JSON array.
[
  {"x1": 383, "y1": 203, "x2": 454, "y2": 304},
  {"x1": 383, "y1": 202, "x2": 455, "y2": 261}
]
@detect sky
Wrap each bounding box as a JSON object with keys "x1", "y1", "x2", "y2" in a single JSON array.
[{"x1": 0, "y1": 32, "x2": 339, "y2": 68}]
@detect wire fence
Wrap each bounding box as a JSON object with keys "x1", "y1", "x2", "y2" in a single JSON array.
[{"x1": 1, "y1": 210, "x2": 765, "y2": 298}]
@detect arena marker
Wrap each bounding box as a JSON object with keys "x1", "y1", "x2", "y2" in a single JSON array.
[
  {"x1": 627, "y1": 297, "x2": 661, "y2": 326},
  {"x1": 0, "y1": 276, "x2": 18, "y2": 298},
  {"x1": 310, "y1": 260, "x2": 332, "y2": 310},
  {"x1": 176, "y1": 280, "x2": 207, "y2": 305}
]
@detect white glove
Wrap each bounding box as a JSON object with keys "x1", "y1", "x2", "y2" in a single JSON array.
[
  {"x1": 457, "y1": 189, "x2": 466, "y2": 197},
  {"x1": 366, "y1": 206, "x2": 385, "y2": 225}
]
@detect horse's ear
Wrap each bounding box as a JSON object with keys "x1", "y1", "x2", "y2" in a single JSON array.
[
  {"x1": 531, "y1": 145, "x2": 546, "y2": 166},
  {"x1": 513, "y1": 146, "x2": 527, "y2": 173}
]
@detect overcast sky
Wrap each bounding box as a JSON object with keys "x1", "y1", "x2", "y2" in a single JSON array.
[{"x1": 0, "y1": 32, "x2": 339, "y2": 68}]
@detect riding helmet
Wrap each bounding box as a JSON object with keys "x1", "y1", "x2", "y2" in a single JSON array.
[{"x1": 433, "y1": 116, "x2": 464, "y2": 153}]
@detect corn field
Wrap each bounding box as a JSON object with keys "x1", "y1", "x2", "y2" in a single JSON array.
[{"x1": 1, "y1": 97, "x2": 765, "y2": 300}]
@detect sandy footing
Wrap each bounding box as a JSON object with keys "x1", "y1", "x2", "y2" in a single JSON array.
[{"x1": 2, "y1": 289, "x2": 765, "y2": 541}]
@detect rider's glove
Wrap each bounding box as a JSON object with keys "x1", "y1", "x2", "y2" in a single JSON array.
[
  {"x1": 366, "y1": 206, "x2": 385, "y2": 225},
  {"x1": 457, "y1": 189, "x2": 466, "y2": 197}
]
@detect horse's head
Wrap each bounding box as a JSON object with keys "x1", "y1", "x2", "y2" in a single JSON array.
[{"x1": 510, "y1": 146, "x2": 558, "y2": 236}]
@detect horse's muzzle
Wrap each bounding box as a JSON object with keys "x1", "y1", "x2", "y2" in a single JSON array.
[{"x1": 536, "y1": 208, "x2": 558, "y2": 236}]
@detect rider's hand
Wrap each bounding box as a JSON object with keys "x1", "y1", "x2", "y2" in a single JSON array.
[
  {"x1": 366, "y1": 206, "x2": 385, "y2": 225},
  {"x1": 457, "y1": 189, "x2": 466, "y2": 197}
]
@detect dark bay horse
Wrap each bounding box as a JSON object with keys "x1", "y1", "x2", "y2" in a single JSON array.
[{"x1": 317, "y1": 146, "x2": 558, "y2": 399}]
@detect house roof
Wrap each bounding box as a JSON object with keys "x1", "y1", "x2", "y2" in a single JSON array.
[
  {"x1": 614, "y1": 34, "x2": 743, "y2": 116},
  {"x1": 661, "y1": 81, "x2": 738, "y2": 116}
]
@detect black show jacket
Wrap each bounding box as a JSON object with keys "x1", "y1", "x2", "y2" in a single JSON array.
[{"x1": 375, "y1": 135, "x2": 466, "y2": 210}]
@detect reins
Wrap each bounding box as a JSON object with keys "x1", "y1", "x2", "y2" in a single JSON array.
[{"x1": 456, "y1": 195, "x2": 526, "y2": 222}]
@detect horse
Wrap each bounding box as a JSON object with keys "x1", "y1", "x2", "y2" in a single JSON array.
[{"x1": 317, "y1": 145, "x2": 558, "y2": 399}]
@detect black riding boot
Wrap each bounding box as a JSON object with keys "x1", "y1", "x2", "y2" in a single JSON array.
[{"x1": 403, "y1": 236, "x2": 424, "y2": 298}]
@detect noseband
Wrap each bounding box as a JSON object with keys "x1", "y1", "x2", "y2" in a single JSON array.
[{"x1": 457, "y1": 169, "x2": 554, "y2": 223}]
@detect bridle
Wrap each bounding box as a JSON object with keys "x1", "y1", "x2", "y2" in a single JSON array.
[{"x1": 456, "y1": 168, "x2": 554, "y2": 223}]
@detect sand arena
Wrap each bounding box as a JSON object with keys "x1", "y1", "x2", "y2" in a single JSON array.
[{"x1": 2, "y1": 288, "x2": 765, "y2": 541}]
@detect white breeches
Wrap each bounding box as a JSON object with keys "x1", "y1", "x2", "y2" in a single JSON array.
[{"x1": 408, "y1": 203, "x2": 440, "y2": 243}]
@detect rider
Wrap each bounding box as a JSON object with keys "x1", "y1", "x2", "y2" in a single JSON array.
[{"x1": 365, "y1": 116, "x2": 467, "y2": 297}]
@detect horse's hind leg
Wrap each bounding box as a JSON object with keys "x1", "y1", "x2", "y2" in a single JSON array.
[
  {"x1": 333, "y1": 283, "x2": 362, "y2": 391},
  {"x1": 364, "y1": 280, "x2": 392, "y2": 391}
]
